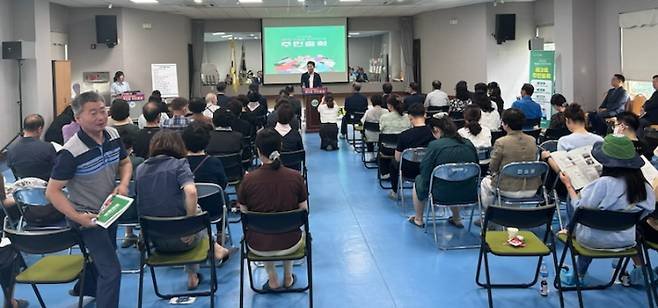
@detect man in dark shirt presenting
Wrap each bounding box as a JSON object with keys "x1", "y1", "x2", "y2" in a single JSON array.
[
  {"x1": 7, "y1": 114, "x2": 56, "y2": 181},
  {"x1": 300, "y1": 61, "x2": 322, "y2": 88},
  {"x1": 403, "y1": 82, "x2": 425, "y2": 113},
  {"x1": 389, "y1": 104, "x2": 434, "y2": 200},
  {"x1": 341, "y1": 83, "x2": 369, "y2": 139},
  {"x1": 639, "y1": 75, "x2": 658, "y2": 137}
]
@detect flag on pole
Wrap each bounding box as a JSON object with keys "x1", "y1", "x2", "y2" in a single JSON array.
[
  {"x1": 240, "y1": 42, "x2": 247, "y2": 78},
  {"x1": 229, "y1": 39, "x2": 239, "y2": 92}
]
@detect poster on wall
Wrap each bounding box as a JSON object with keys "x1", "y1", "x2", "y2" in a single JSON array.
[
  {"x1": 151, "y1": 64, "x2": 179, "y2": 98},
  {"x1": 529, "y1": 50, "x2": 555, "y2": 128}
]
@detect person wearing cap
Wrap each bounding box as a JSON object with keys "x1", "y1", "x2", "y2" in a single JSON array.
[{"x1": 558, "y1": 135, "x2": 655, "y2": 286}]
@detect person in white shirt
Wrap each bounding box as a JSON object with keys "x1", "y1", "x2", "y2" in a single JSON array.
[
  {"x1": 361, "y1": 94, "x2": 389, "y2": 159},
  {"x1": 203, "y1": 92, "x2": 220, "y2": 119},
  {"x1": 424, "y1": 80, "x2": 449, "y2": 109},
  {"x1": 473, "y1": 83, "x2": 501, "y2": 131},
  {"x1": 110, "y1": 71, "x2": 130, "y2": 98},
  {"x1": 458, "y1": 105, "x2": 492, "y2": 149},
  {"x1": 317, "y1": 94, "x2": 339, "y2": 150}
]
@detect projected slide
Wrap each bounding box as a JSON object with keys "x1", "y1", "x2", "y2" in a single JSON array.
[{"x1": 262, "y1": 20, "x2": 348, "y2": 84}]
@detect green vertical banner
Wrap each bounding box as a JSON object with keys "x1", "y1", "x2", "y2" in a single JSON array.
[{"x1": 529, "y1": 50, "x2": 556, "y2": 128}]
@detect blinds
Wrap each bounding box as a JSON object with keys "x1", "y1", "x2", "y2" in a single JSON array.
[{"x1": 620, "y1": 9, "x2": 658, "y2": 81}]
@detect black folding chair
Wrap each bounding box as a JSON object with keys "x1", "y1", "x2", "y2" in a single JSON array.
[
  {"x1": 555, "y1": 208, "x2": 654, "y2": 308},
  {"x1": 477, "y1": 147, "x2": 492, "y2": 176},
  {"x1": 4, "y1": 222, "x2": 89, "y2": 308},
  {"x1": 491, "y1": 130, "x2": 506, "y2": 145},
  {"x1": 281, "y1": 150, "x2": 309, "y2": 201},
  {"x1": 475, "y1": 205, "x2": 561, "y2": 308},
  {"x1": 239, "y1": 209, "x2": 313, "y2": 308},
  {"x1": 138, "y1": 212, "x2": 218, "y2": 308},
  {"x1": 377, "y1": 133, "x2": 399, "y2": 189},
  {"x1": 523, "y1": 128, "x2": 542, "y2": 142},
  {"x1": 427, "y1": 106, "x2": 449, "y2": 118},
  {"x1": 196, "y1": 183, "x2": 232, "y2": 247},
  {"x1": 214, "y1": 151, "x2": 245, "y2": 199},
  {"x1": 347, "y1": 111, "x2": 366, "y2": 152},
  {"x1": 361, "y1": 121, "x2": 380, "y2": 169},
  {"x1": 241, "y1": 135, "x2": 256, "y2": 170}
]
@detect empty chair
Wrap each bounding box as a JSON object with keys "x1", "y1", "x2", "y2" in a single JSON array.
[
  {"x1": 398, "y1": 147, "x2": 426, "y2": 214},
  {"x1": 377, "y1": 133, "x2": 399, "y2": 189}
]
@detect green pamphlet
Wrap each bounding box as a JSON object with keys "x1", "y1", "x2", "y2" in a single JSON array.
[{"x1": 95, "y1": 194, "x2": 133, "y2": 229}]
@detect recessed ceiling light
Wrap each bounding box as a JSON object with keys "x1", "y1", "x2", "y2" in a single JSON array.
[
  {"x1": 339, "y1": 0, "x2": 360, "y2": 2},
  {"x1": 349, "y1": 32, "x2": 360, "y2": 35},
  {"x1": 213, "y1": 32, "x2": 226, "y2": 35},
  {"x1": 249, "y1": 33, "x2": 255, "y2": 36},
  {"x1": 298, "y1": 0, "x2": 305, "y2": 2},
  {"x1": 194, "y1": 0, "x2": 203, "y2": 3},
  {"x1": 239, "y1": 0, "x2": 262, "y2": 3},
  {"x1": 221, "y1": 34, "x2": 233, "y2": 38},
  {"x1": 130, "y1": 0, "x2": 158, "y2": 3}
]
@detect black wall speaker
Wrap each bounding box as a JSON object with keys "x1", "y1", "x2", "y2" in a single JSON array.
[
  {"x1": 495, "y1": 14, "x2": 516, "y2": 44},
  {"x1": 2, "y1": 41, "x2": 35, "y2": 60},
  {"x1": 96, "y1": 15, "x2": 118, "y2": 47}
]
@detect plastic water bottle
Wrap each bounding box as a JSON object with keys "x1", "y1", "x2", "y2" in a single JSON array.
[{"x1": 540, "y1": 262, "x2": 549, "y2": 296}]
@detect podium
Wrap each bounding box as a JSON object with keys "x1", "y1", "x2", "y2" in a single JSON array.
[
  {"x1": 302, "y1": 87, "x2": 328, "y2": 132},
  {"x1": 119, "y1": 91, "x2": 146, "y2": 120}
]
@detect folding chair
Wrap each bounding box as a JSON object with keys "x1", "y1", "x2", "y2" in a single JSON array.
[
  {"x1": 196, "y1": 183, "x2": 232, "y2": 247},
  {"x1": 398, "y1": 147, "x2": 426, "y2": 214},
  {"x1": 239, "y1": 209, "x2": 313, "y2": 308},
  {"x1": 426, "y1": 163, "x2": 481, "y2": 249},
  {"x1": 495, "y1": 161, "x2": 549, "y2": 208},
  {"x1": 113, "y1": 180, "x2": 143, "y2": 273},
  {"x1": 555, "y1": 209, "x2": 654, "y2": 308},
  {"x1": 475, "y1": 205, "x2": 561, "y2": 308},
  {"x1": 241, "y1": 135, "x2": 256, "y2": 170},
  {"x1": 541, "y1": 128, "x2": 570, "y2": 144},
  {"x1": 377, "y1": 133, "x2": 399, "y2": 189},
  {"x1": 426, "y1": 106, "x2": 449, "y2": 118},
  {"x1": 361, "y1": 121, "x2": 380, "y2": 169},
  {"x1": 641, "y1": 233, "x2": 658, "y2": 305},
  {"x1": 346, "y1": 111, "x2": 366, "y2": 152},
  {"x1": 491, "y1": 130, "x2": 506, "y2": 145},
  {"x1": 13, "y1": 186, "x2": 66, "y2": 230},
  {"x1": 537, "y1": 140, "x2": 567, "y2": 229},
  {"x1": 4, "y1": 221, "x2": 89, "y2": 308},
  {"x1": 477, "y1": 147, "x2": 492, "y2": 176},
  {"x1": 280, "y1": 150, "x2": 309, "y2": 204},
  {"x1": 138, "y1": 212, "x2": 218, "y2": 308},
  {"x1": 214, "y1": 151, "x2": 245, "y2": 203}
]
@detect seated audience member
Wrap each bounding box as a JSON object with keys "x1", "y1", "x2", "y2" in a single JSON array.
[
  {"x1": 161, "y1": 97, "x2": 191, "y2": 130},
  {"x1": 266, "y1": 99, "x2": 300, "y2": 131},
  {"x1": 479, "y1": 109, "x2": 541, "y2": 217},
  {"x1": 133, "y1": 102, "x2": 162, "y2": 159},
  {"x1": 110, "y1": 99, "x2": 139, "y2": 143},
  {"x1": 138, "y1": 95, "x2": 170, "y2": 129},
  {"x1": 589, "y1": 74, "x2": 630, "y2": 136},
  {"x1": 237, "y1": 129, "x2": 309, "y2": 290},
  {"x1": 511, "y1": 83, "x2": 542, "y2": 129},
  {"x1": 135, "y1": 130, "x2": 231, "y2": 291},
  {"x1": 487, "y1": 81, "x2": 505, "y2": 114},
  {"x1": 317, "y1": 93, "x2": 340, "y2": 151},
  {"x1": 639, "y1": 75, "x2": 658, "y2": 136},
  {"x1": 215, "y1": 81, "x2": 231, "y2": 108},
  {"x1": 449, "y1": 81, "x2": 472, "y2": 118},
  {"x1": 0, "y1": 214, "x2": 29, "y2": 308},
  {"x1": 62, "y1": 118, "x2": 80, "y2": 143},
  {"x1": 558, "y1": 135, "x2": 654, "y2": 286},
  {"x1": 207, "y1": 108, "x2": 243, "y2": 155},
  {"x1": 472, "y1": 83, "x2": 501, "y2": 131},
  {"x1": 615, "y1": 111, "x2": 653, "y2": 158},
  {"x1": 284, "y1": 85, "x2": 303, "y2": 119},
  {"x1": 403, "y1": 82, "x2": 424, "y2": 113},
  {"x1": 275, "y1": 104, "x2": 305, "y2": 169},
  {"x1": 424, "y1": 80, "x2": 449, "y2": 109},
  {"x1": 382, "y1": 82, "x2": 393, "y2": 103},
  {"x1": 242, "y1": 92, "x2": 268, "y2": 129},
  {"x1": 188, "y1": 97, "x2": 213, "y2": 127},
  {"x1": 361, "y1": 94, "x2": 389, "y2": 156},
  {"x1": 389, "y1": 104, "x2": 434, "y2": 200},
  {"x1": 7, "y1": 114, "x2": 56, "y2": 181},
  {"x1": 379, "y1": 95, "x2": 412, "y2": 179},
  {"x1": 552, "y1": 104, "x2": 603, "y2": 153},
  {"x1": 183, "y1": 123, "x2": 227, "y2": 189},
  {"x1": 458, "y1": 105, "x2": 492, "y2": 149},
  {"x1": 409, "y1": 115, "x2": 479, "y2": 228},
  {"x1": 45, "y1": 105, "x2": 74, "y2": 144},
  {"x1": 228, "y1": 99, "x2": 254, "y2": 139},
  {"x1": 248, "y1": 83, "x2": 268, "y2": 108},
  {"x1": 203, "y1": 92, "x2": 220, "y2": 119},
  {"x1": 341, "y1": 83, "x2": 369, "y2": 139},
  {"x1": 549, "y1": 94, "x2": 568, "y2": 130}
]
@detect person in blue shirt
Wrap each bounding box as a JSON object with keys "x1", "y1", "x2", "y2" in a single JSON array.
[{"x1": 511, "y1": 83, "x2": 542, "y2": 129}]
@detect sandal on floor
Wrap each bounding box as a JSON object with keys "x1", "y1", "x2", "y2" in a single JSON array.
[
  {"x1": 262, "y1": 280, "x2": 281, "y2": 292},
  {"x1": 284, "y1": 274, "x2": 297, "y2": 289},
  {"x1": 187, "y1": 273, "x2": 203, "y2": 290},
  {"x1": 407, "y1": 216, "x2": 425, "y2": 228},
  {"x1": 448, "y1": 217, "x2": 464, "y2": 229}
]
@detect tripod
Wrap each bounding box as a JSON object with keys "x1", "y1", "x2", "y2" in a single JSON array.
[{"x1": 1, "y1": 59, "x2": 24, "y2": 153}]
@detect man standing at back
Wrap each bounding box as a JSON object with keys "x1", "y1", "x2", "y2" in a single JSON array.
[
  {"x1": 424, "y1": 80, "x2": 449, "y2": 109},
  {"x1": 511, "y1": 83, "x2": 541, "y2": 129},
  {"x1": 7, "y1": 114, "x2": 56, "y2": 181},
  {"x1": 46, "y1": 91, "x2": 132, "y2": 307},
  {"x1": 341, "y1": 82, "x2": 369, "y2": 139}
]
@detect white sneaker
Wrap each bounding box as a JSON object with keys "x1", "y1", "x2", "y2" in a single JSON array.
[
  {"x1": 380, "y1": 174, "x2": 390, "y2": 180},
  {"x1": 388, "y1": 191, "x2": 399, "y2": 200}
]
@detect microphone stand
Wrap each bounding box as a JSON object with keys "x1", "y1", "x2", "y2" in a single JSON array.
[{"x1": 1, "y1": 59, "x2": 24, "y2": 153}]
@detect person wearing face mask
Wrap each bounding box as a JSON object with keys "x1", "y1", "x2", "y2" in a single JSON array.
[{"x1": 614, "y1": 111, "x2": 654, "y2": 159}]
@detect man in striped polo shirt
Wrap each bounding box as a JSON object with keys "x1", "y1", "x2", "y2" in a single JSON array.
[{"x1": 46, "y1": 91, "x2": 132, "y2": 308}]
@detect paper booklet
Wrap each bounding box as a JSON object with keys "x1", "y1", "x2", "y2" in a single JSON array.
[
  {"x1": 551, "y1": 145, "x2": 658, "y2": 190},
  {"x1": 95, "y1": 194, "x2": 134, "y2": 229}
]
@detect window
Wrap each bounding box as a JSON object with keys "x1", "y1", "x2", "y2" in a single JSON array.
[{"x1": 620, "y1": 9, "x2": 658, "y2": 81}]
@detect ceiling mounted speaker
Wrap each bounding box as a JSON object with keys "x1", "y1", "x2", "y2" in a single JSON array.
[{"x1": 303, "y1": 0, "x2": 327, "y2": 12}]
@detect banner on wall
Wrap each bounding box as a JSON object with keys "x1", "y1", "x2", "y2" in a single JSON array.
[{"x1": 529, "y1": 50, "x2": 555, "y2": 128}]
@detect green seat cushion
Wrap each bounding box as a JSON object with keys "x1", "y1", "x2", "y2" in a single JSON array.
[
  {"x1": 557, "y1": 233, "x2": 638, "y2": 257},
  {"x1": 247, "y1": 238, "x2": 306, "y2": 261},
  {"x1": 646, "y1": 240, "x2": 658, "y2": 251},
  {"x1": 16, "y1": 255, "x2": 84, "y2": 284},
  {"x1": 486, "y1": 231, "x2": 550, "y2": 256},
  {"x1": 147, "y1": 237, "x2": 210, "y2": 266}
]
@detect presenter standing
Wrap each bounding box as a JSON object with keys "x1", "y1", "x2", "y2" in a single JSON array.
[
  {"x1": 301, "y1": 61, "x2": 322, "y2": 88},
  {"x1": 111, "y1": 71, "x2": 131, "y2": 99}
]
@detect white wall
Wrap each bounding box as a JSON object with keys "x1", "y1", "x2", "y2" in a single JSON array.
[
  {"x1": 486, "y1": 2, "x2": 535, "y2": 107},
  {"x1": 414, "y1": 3, "x2": 488, "y2": 95},
  {"x1": 0, "y1": 0, "x2": 18, "y2": 146},
  {"x1": 204, "y1": 40, "x2": 262, "y2": 77},
  {"x1": 348, "y1": 35, "x2": 384, "y2": 71},
  {"x1": 534, "y1": 0, "x2": 554, "y2": 26}
]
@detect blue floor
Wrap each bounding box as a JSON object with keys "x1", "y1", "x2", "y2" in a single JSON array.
[{"x1": 13, "y1": 133, "x2": 657, "y2": 307}]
